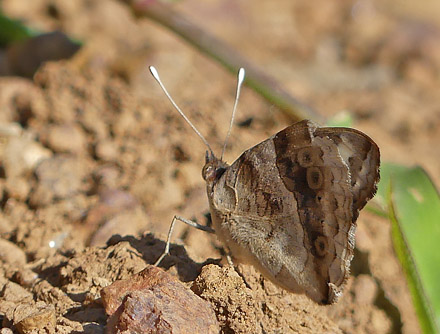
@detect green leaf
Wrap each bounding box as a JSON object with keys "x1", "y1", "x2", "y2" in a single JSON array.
[
  {"x1": 0, "y1": 12, "x2": 38, "y2": 46},
  {"x1": 378, "y1": 162, "x2": 440, "y2": 333}
]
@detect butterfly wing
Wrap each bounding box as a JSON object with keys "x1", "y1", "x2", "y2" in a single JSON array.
[{"x1": 210, "y1": 120, "x2": 380, "y2": 304}]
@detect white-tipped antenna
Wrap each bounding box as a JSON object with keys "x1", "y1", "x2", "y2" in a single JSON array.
[
  {"x1": 149, "y1": 66, "x2": 213, "y2": 155},
  {"x1": 221, "y1": 68, "x2": 245, "y2": 160}
]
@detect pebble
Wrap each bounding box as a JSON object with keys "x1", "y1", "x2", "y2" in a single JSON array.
[
  {"x1": 45, "y1": 124, "x2": 87, "y2": 154},
  {"x1": 5, "y1": 177, "x2": 30, "y2": 201},
  {"x1": 94, "y1": 140, "x2": 118, "y2": 161},
  {"x1": 1, "y1": 135, "x2": 52, "y2": 178},
  {"x1": 101, "y1": 265, "x2": 219, "y2": 334},
  {"x1": 89, "y1": 207, "x2": 148, "y2": 247},
  {"x1": 0, "y1": 239, "x2": 27, "y2": 266},
  {"x1": 14, "y1": 302, "x2": 56, "y2": 334},
  {"x1": 29, "y1": 156, "x2": 85, "y2": 207},
  {"x1": 2, "y1": 282, "x2": 33, "y2": 303}
]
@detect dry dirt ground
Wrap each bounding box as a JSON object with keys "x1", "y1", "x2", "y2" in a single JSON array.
[{"x1": 1, "y1": 0, "x2": 439, "y2": 333}]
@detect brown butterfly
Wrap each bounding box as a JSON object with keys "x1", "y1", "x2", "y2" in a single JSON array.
[{"x1": 150, "y1": 67, "x2": 380, "y2": 304}]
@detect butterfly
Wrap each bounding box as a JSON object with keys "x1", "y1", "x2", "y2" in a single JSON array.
[{"x1": 150, "y1": 66, "x2": 380, "y2": 304}]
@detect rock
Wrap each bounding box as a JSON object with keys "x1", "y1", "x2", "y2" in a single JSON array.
[
  {"x1": 0, "y1": 239, "x2": 27, "y2": 266},
  {"x1": 94, "y1": 140, "x2": 118, "y2": 161},
  {"x1": 89, "y1": 206, "x2": 149, "y2": 247},
  {"x1": 1, "y1": 135, "x2": 52, "y2": 178},
  {"x1": 0, "y1": 282, "x2": 33, "y2": 324},
  {"x1": 0, "y1": 123, "x2": 22, "y2": 137},
  {"x1": 101, "y1": 265, "x2": 220, "y2": 334},
  {"x1": 29, "y1": 156, "x2": 86, "y2": 207},
  {"x1": 1, "y1": 282, "x2": 33, "y2": 304},
  {"x1": 14, "y1": 302, "x2": 56, "y2": 334},
  {"x1": 5, "y1": 177, "x2": 30, "y2": 201},
  {"x1": 44, "y1": 123, "x2": 87, "y2": 154},
  {"x1": 13, "y1": 268, "x2": 38, "y2": 289},
  {"x1": 0, "y1": 79, "x2": 47, "y2": 124},
  {"x1": 32, "y1": 280, "x2": 77, "y2": 315},
  {"x1": 0, "y1": 214, "x2": 14, "y2": 235},
  {"x1": 82, "y1": 188, "x2": 145, "y2": 246}
]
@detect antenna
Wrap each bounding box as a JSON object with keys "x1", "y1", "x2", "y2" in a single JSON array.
[
  {"x1": 221, "y1": 68, "x2": 245, "y2": 160},
  {"x1": 149, "y1": 66, "x2": 214, "y2": 155}
]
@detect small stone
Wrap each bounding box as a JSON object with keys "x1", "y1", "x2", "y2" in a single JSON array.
[
  {"x1": 101, "y1": 265, "x2": 219, "y2": 334},
  {"x1": 89, "y1": 206, "x2": 149, "y2": 247},
  {"x1": 0, "y1": 239, "x2": 27, "y2": 266},
  {"x1": 5, "y1": 177, "x2": 30, "y2": 201},
  {"x1": 13, "y1": 268, "x2": 38, "y2": 288},
  {"x1": 2, "y1": 136, "x2": 52, "y2": 178},
  {"x1": 0, "y1": 283, "x2": 33, "y2": 325},
  {"x1": 45, "y1": 124, "x2": 87, "y2": 154},
  {"x1": 0, "y1": 123, "x2": 22, "y2": 137},
  {"x1": 0, "y1": 214, "x2": 13, "y2": 234},
  {"x1": 32, "y1": 280, "x2": 76, "y2": 314},
  {"x1": 29, "y1": 156, "x2": 86, "y2": 207},
  {"x1": 1, "y1": 282, "x2": 33, "y2": 303},
  {"x1": 14, "y1": 303, "x2": 56, "y2": 334},
  {"x1": 95, "y1": 140, "x2": 118, "y2": 161},
  {"x1": 83, "y1": 188, "x2": 140, "y2": 242}
]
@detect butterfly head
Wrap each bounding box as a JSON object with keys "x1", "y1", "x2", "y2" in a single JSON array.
[{"x1": 202, "y1": 150, "x2": 228, "y2": 185}]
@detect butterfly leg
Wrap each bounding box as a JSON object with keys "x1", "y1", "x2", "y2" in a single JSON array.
[
  {"x1": 154, "y1": 215, "x2": 215, "y2": 266},
  {"x1": 226, "y1": 253, "x2": 235, "y2": 267}
]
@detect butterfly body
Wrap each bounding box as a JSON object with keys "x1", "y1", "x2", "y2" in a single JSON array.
[{"x1": 203, "y1": 120, "x2": 380, "y2": 304}]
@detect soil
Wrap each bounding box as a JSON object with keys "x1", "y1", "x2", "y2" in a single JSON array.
[{"x1": 1, "y1": 0, "x2": 439, "y2": 333}]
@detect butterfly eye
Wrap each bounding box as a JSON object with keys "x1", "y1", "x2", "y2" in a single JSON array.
[{"x1": 202, "y1": 164, "x2": 216, "y2": 181}]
